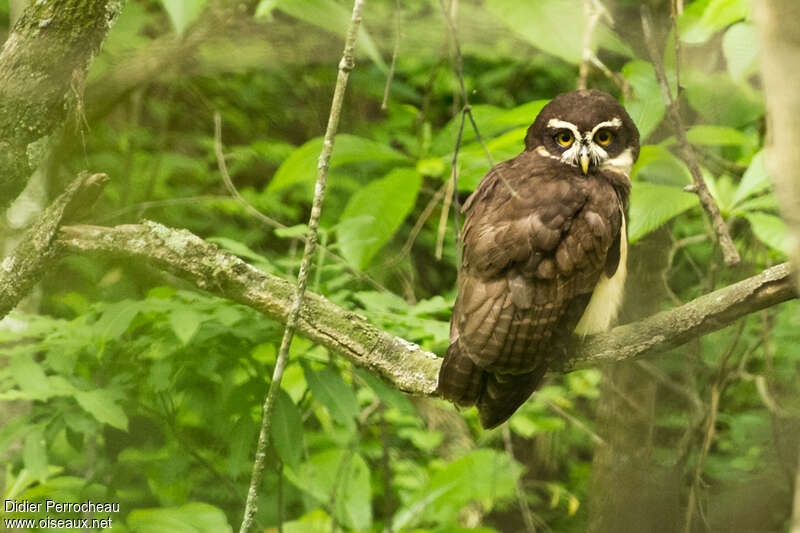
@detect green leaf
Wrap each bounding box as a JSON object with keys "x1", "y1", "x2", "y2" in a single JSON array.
[
  {"x1": 94, "y1": 300, "x2": 141, "y2": 342},
  {"x1": 723, "y1": 23, "x2": 760, "y2": 82},
  {"x1": 334, "y1": 453, "x2": 372, "y2": 530},
  {"x1": 684, "y1": 70, "x2": 764, "y2": 127},
  {"x1": 286, "y1": 450, "x2": 372, "y2": 530},
  {"x1": 629, "y1": 183, "x2": 699, "y2": 242},
  {"x1": 353, "y1": 368, "x2": 414, "y2": 414},
  {"x1": 269, "y1": 134, "x2": 407, "y2": 192},
  {"x1": 271, "y1": 389, "x2": 304, "y2": 471},
  {"x1": 23, "y1": 428, "x2": 48, "y2": 483},
  {"x1": 510, "y1": 413, "x2": 566, "y2": 438},
  {"x1": 484, "y1": 0, "x2": 584, "y2": 64},
  {"x1": 684, "y1": 125, "x2": 751, "y2": 146},
  {"x1": 168, "y1": 307, "x2": 203, "y2": 345},
  {"x1": 160, "y1": 0, "x2": 209, "y2": 36},
  {"x1": 302, "y1": 364, "x2": 359, "y2": 431},
  {"x1": 275, "y1": 0, "x2": 386, "y2": 70},
  {"x1": 633, "y1": 145, "x2": 692, "y2": 186},
  {"x1": 127, "y1": 502, "x2": 233, "y2": 533},
  {"x1": 74, "y1": 389, "x2": 129, "y2": 431},
  {"x1": 338, "y1": 168, "x2": 421, "y2": 268},
  {"x1": 732, "y1": 150, "x2": 771, "y2": 206},
  {"x1": 679, "y1": 0, "x2": 750, "y2": 44},
  {"x1": 622, "y1": 61, "x2": 666, "y2": 141},
  {"x1": 745, "y1": 213, "x2": 789, "y2": 254},
  {"x1": 393, "y1": 449, "x2": 518, "y2": 530}
]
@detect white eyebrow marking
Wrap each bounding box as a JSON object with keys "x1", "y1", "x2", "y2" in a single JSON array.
[
  {"x1": 587, "y1": 118, "x2": 623, "y2": 141},
  {"x1": 535, "y1": 146, "x2": 560, "y2": 160},
  {"x1": 547, "y1": 118, "x2": 581, "y2": 139}
]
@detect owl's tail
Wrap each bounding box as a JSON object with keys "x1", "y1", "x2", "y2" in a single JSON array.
[
  {"x1": 477, "y1": 366, "x2": 548, "y2": 429},
  {"x1": 437, "y1": 340, "x2": 484, "y2": 407}
]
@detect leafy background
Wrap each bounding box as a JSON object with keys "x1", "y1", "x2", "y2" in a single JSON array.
[{"x1": 0, "y1": 0, "x2": 798, "y2": 531}]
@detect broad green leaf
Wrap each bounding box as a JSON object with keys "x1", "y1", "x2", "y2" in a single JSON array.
[
  {"x1": 168, "y1": 307, "x2": 202, "y2": 345},
  {"x1": 94, "y1": 300, "x2": 141, "y2": 342},
  {"x1": 74, "y1": 389, "x2": 129, "y2": 431},
  {"x1": 271, "y1": 389, "x2": 304, "y2": 471},
  {"x1": 685, "y1": 70, "x2": 764, "y2": 127},
  {"x1": 353, "y1": 368, "x2": 414, "y2": 414},
  {"x1": 622, "y1": 61, "x2": 666, "y2": 141},
  {"x1": 484, "y1": 0, "x2": 584, "y2": 64},
  {"x1": 633, "y1": 145, "x2": 692, "y2": 186},
  {"x1": 283, "y1": 510, "x2": 332, "y2": 533},
  {"x1": 679, "y1": 0, "x2": 749, "y2": 44},
  {"x1": 334, "y1": 453, "x2": 372, "y2": 530},
  {"x1": 723, "y1": 23, "x2": 760, "y2": 82},
  {"x1": 274, "y1": 0, "x2": 386, "y2": 70},
  {"x1": 338, "y1": 167, "x2": 421, "y2": 268},
  {"x1": 23, "y1": 428, "x2": 48, "y2": 483},
  {"x1": 745, "y1": 213, "x2": 789, "y2": 254},
  {"x1": 394, "y1": 449, "x2": 518, "y2": 530},
  {"x1": 430, "y1": 105, "x2": 507, "y2": 157},
  {"x1": 127, "y1": 502, "x2": 233, "y2": 533},
  {"x1": 8, "y1": 354, "x2": 48, "y2": 395},
  {"x1": 732, "y1": 150, "x2": 771, "y2": 206},
  {"x1": 680, "y1": 125, "x2": 750, "y2": 146},
  {"x1": 629, "y1": 183, "x2": 699, "y2": 242},
  {"x1": 269, "y1": 134, "x2": 407, "y2": 192},
  {"x1": 732, "y1": 194, "x2": 779, "y2": 216},
  {"x1": 160, "y1": 0, "x2": 209, "y2": 36},
  {"x1": 286, "y1": 450, "x2": 372, "y2": 530},
  {"x1": 302, "y1": 365, "x2": 359, "y2": 431}
]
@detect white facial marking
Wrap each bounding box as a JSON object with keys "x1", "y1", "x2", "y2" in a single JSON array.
[
  {"x1": 535, "y1": 145, "x2": 561, "y2": 160},
  {"x1": 574, "y1": 207, "x2": 628, "y2": 335},
  {"x1": 590, "y1": 118, "x2": 622, "y2": 138},
  {"x1": 547, "y1": 118, "x2": 581, "y2": 139},
  {"x1": 600, "y1": 147, "x2": 634, "y2": 176}
]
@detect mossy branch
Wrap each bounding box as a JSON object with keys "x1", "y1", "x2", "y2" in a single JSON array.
[{"x1": 56, "y1": 222, "x2": 797, "y2": 396}]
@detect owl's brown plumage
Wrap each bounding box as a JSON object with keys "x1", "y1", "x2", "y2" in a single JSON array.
[{"x1": 438, "y1": 90, "x2": 640, "y2": 428}]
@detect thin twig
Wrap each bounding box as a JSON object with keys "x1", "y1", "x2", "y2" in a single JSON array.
[
  {"x1": 545, "y1": 400, "x2": 605, "y2": 445},
  {"x1": 641, "y1": 6, "x2": 740, "y2": 266},
  {"x1": 436, "y1": 174, "x2": 455, "y2": 259},
  {"x1": 381, "y1": 0, "x2": 402, "y2": 110},
  {"x1": 238, "y1": 2, "x2": 366, "y2": 531}
]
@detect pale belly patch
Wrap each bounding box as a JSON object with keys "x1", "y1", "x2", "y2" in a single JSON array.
[{"x1": 574, "y1": 214, "x2": 628, "y2": 335}]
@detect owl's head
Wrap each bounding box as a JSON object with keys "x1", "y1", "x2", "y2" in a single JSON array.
[{"x1": 525, "y1": 89, "x2": 640, "y2": 176}]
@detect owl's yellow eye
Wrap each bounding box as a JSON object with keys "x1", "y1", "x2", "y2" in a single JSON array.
[
  {"x1": 555, "y1": 131, "x2": 574, "y2": 147},
  {"x1": 595, "y1": 129, "x2": 614, "y2": 146}
]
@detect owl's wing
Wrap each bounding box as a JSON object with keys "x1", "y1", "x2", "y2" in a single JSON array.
[{"x1": 438, "y1": 156, "x2": 624, "y2": 427}]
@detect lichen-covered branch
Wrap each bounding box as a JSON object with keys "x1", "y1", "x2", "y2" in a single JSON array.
[
  {"x1": 0, "y1": 0, "x2": 123, "y2": 208},
  {"x1": 640, "y1": 6, "x2": 741, "y2": 266},
  {"x1": 56, "y1": 222, "x2": 796, "y2": 395},
  {"x1": 0, "y1": 172, "x2": 108, "y2": 318}
]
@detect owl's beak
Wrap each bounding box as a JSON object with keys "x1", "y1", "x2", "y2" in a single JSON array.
[{"x1": 580, "y1": 146, "x2": 590, "y2": 175}]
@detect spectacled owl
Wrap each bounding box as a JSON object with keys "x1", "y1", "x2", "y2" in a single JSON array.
[{"x1": 438, "y1": 89, "x2": 640, "y2": 429}]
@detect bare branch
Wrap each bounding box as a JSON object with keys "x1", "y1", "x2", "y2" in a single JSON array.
[
  {"x1": 0, "y1": 172, "x2": 108, "y2": 318},
  {"x1": 56, "y1": 223, "x2": 796, "y2": 396},
  {"x1": 640, "y1": 6, "x2": 741, "y2": 266}
]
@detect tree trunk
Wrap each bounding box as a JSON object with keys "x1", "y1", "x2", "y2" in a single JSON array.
[{"x1": 0, "y1": 0, "x2": 124, "y2": 208}]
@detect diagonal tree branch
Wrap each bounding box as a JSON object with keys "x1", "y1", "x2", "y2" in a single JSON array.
[
  {"x1": 0, "y1": 172, "x2": 108, "y2": 318},
  {"x1": 56, "y1": 222, "x2": 797, "y2": 396}
]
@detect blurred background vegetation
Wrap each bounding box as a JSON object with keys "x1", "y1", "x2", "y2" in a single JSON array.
[{"x1": 0, "y1": 0, "x2": 797, "y2": 531}]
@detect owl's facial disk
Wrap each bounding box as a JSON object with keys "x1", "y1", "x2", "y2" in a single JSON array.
[{"x1": 546, "y1": 117, "x2": 623, "y2": 175}]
